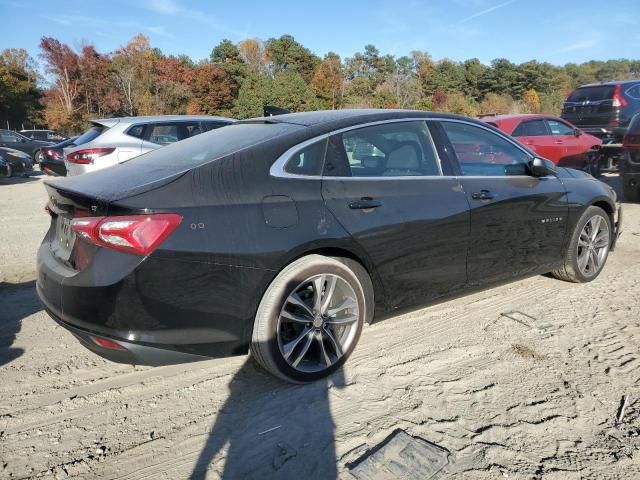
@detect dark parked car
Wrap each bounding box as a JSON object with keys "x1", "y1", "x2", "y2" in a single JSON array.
[
  {"x1": 20, "y1": 129, "x2": 69, "y2": 142},
  {"x1": 620, "y1": 113, "x2": 640, "y2": 202},
  {"x1": 40, "y1": 136, "x2": 79, "y2": 177},
  {"x1": 561, "y1": 80, "x2": 640, "y2": 142},
  {"x1": 0, "y1": 129, "x2": 54, "y2": 163},
  {"x1": 0, "y1": 147, "x2": 33, "y2": 177},
  {"x1": 37, "y1": 110, "x2": 621, "y2": 383}
]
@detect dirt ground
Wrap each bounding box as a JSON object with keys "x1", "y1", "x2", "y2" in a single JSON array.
[{"x1": 1, "y1": 173, "x2": 639, "y2": 480}]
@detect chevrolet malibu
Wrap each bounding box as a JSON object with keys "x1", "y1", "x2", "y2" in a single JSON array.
[{"x1": 37, "y1": 110, "x2": 622, "y2": 383}]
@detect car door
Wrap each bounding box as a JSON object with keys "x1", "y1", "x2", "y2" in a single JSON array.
[
  {"x1": 546, "y1": 118, "x2": 585, "y2": 168},
  {"x1": 511, "y1": 119, "x2": 560, "y2": 162},
  {"x1": 321, "y1": 120, "x2": 470, "y2": 309},
  {"x1": 437, "y1": 120, "x2": 568, "y2": 286}
]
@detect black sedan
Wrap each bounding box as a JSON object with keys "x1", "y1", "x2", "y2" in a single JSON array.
[
  {"x1": 0, "y1": 147, "x2": 33, "y2": 177},
  {"x1": 40, "y1": 136, "x2": 79, "y2": 176},
  {"x1": 0, "y1": 129, "x2": 54, "y2": 163},
  {"x1": 37, "y1": 110, "x2": 622, "y2": 383}
]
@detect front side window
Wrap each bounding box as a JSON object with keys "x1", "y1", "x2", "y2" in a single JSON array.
[
  {"x1": 284, "y1": 139, "x2": 327, "y2": 176},
  {"x1": 325, "y1": 121, "x2": 441, "y2": 177},
  {"x1": 546, "y1": 119, "x2": 575, "y2": 136},
  {"x1": 512, "y1": 119, "x2": 547, "y2": 137},
  {"x1": 440, "y1": 121, "x2": 530, "y2": 176},
  {"x1": 626, "y1": 84, "x2": 640, "y2": 100}
]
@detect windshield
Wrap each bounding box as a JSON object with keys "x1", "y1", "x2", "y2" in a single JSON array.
[{"x1": 567, "y1": 86, "x2": 615, "y2": 102}]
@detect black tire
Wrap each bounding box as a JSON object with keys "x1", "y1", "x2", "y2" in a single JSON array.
[
  {"x1": 251, "y1": 254, "x2": 372, "y2": 383},
  {"x1": 551, "y1": 206, "x2": 612, "y2": 283},
  {"x1": 588, "y1": 155, "x2": 602, "y2": 178},
  {"x1": 2, "y1": 163, "x2": 13, "y2": 178},
  {"x1": 622, "y1": 176, "x2": 640, "y2": 202}
]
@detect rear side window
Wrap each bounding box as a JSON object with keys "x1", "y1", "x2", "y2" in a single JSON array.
[
  {"x1": 325, "y1": 121, "x2": 441, "y2": 177},
  {"x1": 626, "y1": 84, "x2": 640, "y2": 100},
  {"x1": 74, "y1": 126, "x2": 106, "y2": 145},
  {"x1": 440, "y1": 121, "x2": 530, "y2": 176},
  {"x1": 144, "y1": 122, "x2": 206, "y2": 145},
  {"x1": 547, "y1": 120, "x2": 574, "y2": 136},
  {"x1": 512, "y1": 120, "x2": 547, "y2": 137},
  {"x1": 127, "y1": 125, "x2": 145, "y2": 139},
  {"x1": 284, "y1": 139, "x2": 327, "y2": 176},
  {"x1": 567, "y1": 86, "x2": 614, "y2": 102}
]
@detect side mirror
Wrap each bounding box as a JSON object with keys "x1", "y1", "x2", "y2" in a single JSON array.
[
  {"x1": 530, "y1": 157, "x2": 557, "y2": 177},
  {"x1": 574, "y1": 129, "x2": 582, "y2": 137}
]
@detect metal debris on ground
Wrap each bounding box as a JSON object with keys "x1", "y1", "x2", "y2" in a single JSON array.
[{"x1": 348, "y1": 429, "x2": 451, "y2": 480}]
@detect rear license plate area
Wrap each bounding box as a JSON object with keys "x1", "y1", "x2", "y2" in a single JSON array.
[{"x1": 51, "y1": 215, "x2": 76, "y2": 261}]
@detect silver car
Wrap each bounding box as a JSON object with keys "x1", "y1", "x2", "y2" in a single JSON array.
[{"x1": 64, "y1": 115, "x2": 234, "y2": 176}]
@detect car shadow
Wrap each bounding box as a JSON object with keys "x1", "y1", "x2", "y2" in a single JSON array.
[
  {"x1": 0, "y1": 280, "x2": 41, "y2": 367},
  {"x1": 190, "y1": 357, "x2": 344, "y2": 479},
  {"x1": 0, "y1": 170, "x2": 44, "y2": 185}
]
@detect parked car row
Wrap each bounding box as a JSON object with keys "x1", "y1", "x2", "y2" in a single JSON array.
[{"x1": 0, "y1": 129, "x2": 56, "y2": 163}]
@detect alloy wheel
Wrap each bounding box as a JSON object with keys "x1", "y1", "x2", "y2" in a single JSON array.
[
  {"x1": 277, "y1": 273, "x2": 360, "y2": 373},
  {"x1": 576, "y1": 214, "x2": 610, "y2": 277}
]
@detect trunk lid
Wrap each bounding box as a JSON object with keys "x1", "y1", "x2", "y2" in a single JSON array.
[{"x1": 562, "y1": 85, "x2": 617, "y2": 126}]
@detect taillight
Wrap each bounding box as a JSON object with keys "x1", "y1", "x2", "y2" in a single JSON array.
[
  {"x1": 66, "y1": 148, "x2": 115, "y2": 165},
  {"x1": 612, "y1": 84, "x2": 628, "y2": 108},
  {"x1": 623, "y1": 134, "x2": 640, "y2": 148},
  {"x1": 71, "y1": 213, "x2": 182, "y2": 256},
  {"x1": 43, "y1": 149, "x2": 62, "y2": 160},
  {"x1": 91, "y1": 336, "x2": 126, "y2": 351}
]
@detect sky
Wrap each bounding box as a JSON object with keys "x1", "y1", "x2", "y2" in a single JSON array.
[{"x1": 1, "y1": 0, "x2": 639, "y2": 70}]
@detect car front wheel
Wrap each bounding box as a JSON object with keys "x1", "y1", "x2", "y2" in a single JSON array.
[
  {"x1": 251, "y1": 255, "x2": 372, "y2": 383},
  {"x1": 552, "y1": 206, "x2": 612, "y2": 283}
]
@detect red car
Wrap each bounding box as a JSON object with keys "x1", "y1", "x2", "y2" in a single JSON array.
[{"x1": 480, "y1": 114, "x2": 602, "y2": 171}]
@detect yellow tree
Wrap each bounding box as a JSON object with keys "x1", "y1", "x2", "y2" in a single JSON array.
[
  {"x1": 522, "y1": 88, "x2": 541, "y2": 113},
  {"x1": 311, "y1": 53, "x2": 343, "y2": 109}
]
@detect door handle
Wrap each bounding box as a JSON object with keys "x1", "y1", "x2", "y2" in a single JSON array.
[
  {"x1": 554, "y1": 140, "x2": 563, "y2": 144},
  {"x1": 349, "y1": 198, "x2": 382, "y2": 210},
  {"x1": 471, "y1": 190, "x2": 495, "y2": 200}
]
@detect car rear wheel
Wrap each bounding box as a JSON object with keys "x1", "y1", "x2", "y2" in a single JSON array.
[
  {"x1": 35, "y1": 150, "x2": 43, "y2": 164},
  {"x1": 1, "y1": 163, "x2": 12, "y2": 178},
  {"x1": 551, "y1": 206, "x2": 612, "y2": 283},
  {"x1": 251, "y1": 255, "x2": 372, "y2": 383}
]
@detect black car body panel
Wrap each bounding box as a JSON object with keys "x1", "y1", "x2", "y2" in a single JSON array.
[
  {"x1": 40, "y1": 136, "x2": 80, "y2": 176},
  {"x1": 36, "y1": 110, "x2": 621, "y2": 365},
  {"x1": 0, "y1": 147, "x2": 33, "y2": 176}
]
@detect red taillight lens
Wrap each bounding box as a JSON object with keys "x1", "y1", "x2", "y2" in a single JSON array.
[
  {"x1": 91, "y1": 336, "x2": 126, "y2": 351},
  {"x1": 43, "y1": 149, "x2": 62, "y2": 160},
  {"x1": 623, "y1": 134, "x2": 640, "y2": 148},
  {"x1": 66, "y1": 148, "x2": 115, "y2": 165},
  {"x1": 612, "y1": 84, "x2": 628, "y2": 108},
  {"x1": 71, "y1": 213, "x2": 182, "y2": 256}
]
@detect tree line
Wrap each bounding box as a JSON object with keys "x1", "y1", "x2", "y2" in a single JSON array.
[{"x1": 2, "y1": 33, "x2": 640, "y2": 134}]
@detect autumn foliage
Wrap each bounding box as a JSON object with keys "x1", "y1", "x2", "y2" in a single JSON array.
[{"x1": 3, "y1": 33, "x2": 640, "y2": 133}]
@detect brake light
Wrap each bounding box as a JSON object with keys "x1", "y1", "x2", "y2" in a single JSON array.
[
  {"x1": 623, "y1": 134, "x2": 640, "y2": 148},
  {"x1": 612, "y1": 84, "x2": 628, "y2": 108},
  {"x1": 71, "y1": 213, "x2": 182, "y2": 256},
  {"x1": 43, "y1": 149, "x2": 62, "y2": 160},
  {"x1": 66, "y1": 148, "x2": 115, "y2": 165}
]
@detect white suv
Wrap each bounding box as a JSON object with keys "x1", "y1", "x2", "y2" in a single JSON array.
[{"x1": 64, "y1": 115, "x2": 234, "y2": 176}]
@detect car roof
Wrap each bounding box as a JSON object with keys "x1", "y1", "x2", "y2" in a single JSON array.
[
  {"x1": 241, "y1": 108, "x2": 478, "y2": 131},
  {"x1": 578, "y1": 80, "x2": 640, "y2": 88},
  {"x1": 91, "y1": 115, "x2": 235, "y2": 128},
  {"x1": 20, "y1": 129, "x2": 54, "y2": 132}
]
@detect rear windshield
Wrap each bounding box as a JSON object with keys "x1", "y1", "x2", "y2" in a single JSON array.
[
  {"x1": 567, "y1": 86, "x2": 615, "y2": 102},
  {"x1": 74, "y1": 125, "x2": 107, "y2": 145}
]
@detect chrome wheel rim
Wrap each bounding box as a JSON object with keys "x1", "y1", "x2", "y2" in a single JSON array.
[
  {"x1": 277, "y1": 274, "x2": 360, "y2": 373},
  {"x1": 577, "y1": 214, "x2": 610, "y2": 277}
]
